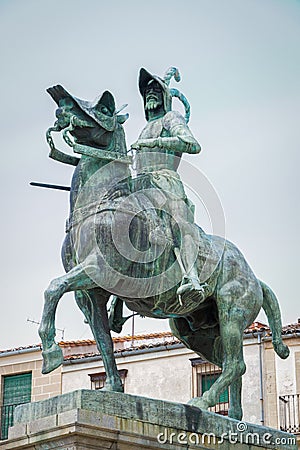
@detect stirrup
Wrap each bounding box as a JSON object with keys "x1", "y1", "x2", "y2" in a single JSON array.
[{"x1": 177, "y1": 279, "x2": 209, "y2": 305}]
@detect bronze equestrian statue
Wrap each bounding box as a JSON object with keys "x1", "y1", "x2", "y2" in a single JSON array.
[{"x1": 38, "y1": 68, "x2": 289, "y2": 420}]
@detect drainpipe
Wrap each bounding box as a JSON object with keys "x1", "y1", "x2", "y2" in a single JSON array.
[{"x1": 258, "y1": 331, "x2": 265, "y2": 426}]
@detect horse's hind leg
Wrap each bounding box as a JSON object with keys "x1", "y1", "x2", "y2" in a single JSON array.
[
  {"x1": 191, "y1": 295, "x2": 246, "y2": 420},
  {"x1": 169, "y1": 317, "x2": 222, "y2": 366},
  {"x1": 39, "y1": 259, "x2": 97, "y2": 374},
  {"x1": 229, "y1": 376, "x2": 243, "y2": 420},
  {"x1": 75, "y1": 290, "x2": 123, "y2": 392}
]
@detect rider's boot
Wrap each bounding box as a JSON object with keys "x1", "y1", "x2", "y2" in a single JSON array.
[
  {"x1": 176, "y1": 267, "x2": 210, "y2": 304},
  {"x1": 176, "y1": 232, "x2": 210, "y2": 304},
  {"x1": 108, "y1": 296, "x2": 131, "y2": 334}
]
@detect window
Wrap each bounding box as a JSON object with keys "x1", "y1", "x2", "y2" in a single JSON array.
[
  {"x1": 1, "y1": 373, "x2": 32, "y2": 440},
  {"x1": 190, "y1": 358, "x2": 229, "y2": 415},
  {"x1": 89, "y1": 369, "x2": 128, "y2": 391}
]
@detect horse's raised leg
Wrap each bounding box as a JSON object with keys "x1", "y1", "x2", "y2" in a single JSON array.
[
  {"x1": 38, "y1": 258, "x2": 97, "y2": 374},
  {"x1": 75, "y1": 289, "x2": 123, "y2": 392}
]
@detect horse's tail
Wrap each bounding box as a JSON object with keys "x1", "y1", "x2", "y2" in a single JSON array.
[{"x1": 260, "y1": 280, "x2": 289, "y2": 359}]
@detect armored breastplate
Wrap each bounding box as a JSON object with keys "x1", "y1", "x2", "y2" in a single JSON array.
[{"x1": 136, "y1": 118, "x2": 175, "y2": 174}]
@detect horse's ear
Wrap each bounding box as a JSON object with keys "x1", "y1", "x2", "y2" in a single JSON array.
[
  {"x1": 97, "y1": 91, "x2": 116, "y2": 115},
  {"x1": 47, "y1": 84, "x2": 72, "y2": 105},
  {"x1": 117, "y1": 113, "x2": 129, "y2": 124}
]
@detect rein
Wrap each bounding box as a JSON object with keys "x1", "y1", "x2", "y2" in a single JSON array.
[{"x1": 66, "y1": 181, "x2": 149, "y2": 233}]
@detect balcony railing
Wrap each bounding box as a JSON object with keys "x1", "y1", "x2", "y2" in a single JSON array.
[
  {"x1": 209, "y1": 401, "x2": 229, "y2": 416},
  {"x1": 0, "y1": 402, "x2": 28, "y2": 440},
  {"x1": 279, "y1": 394, "x2": 300, "y2": 434}
]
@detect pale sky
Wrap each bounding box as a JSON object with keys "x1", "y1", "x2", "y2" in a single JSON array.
[{"x1": 1, "y1": 0, "x2": 299, "y2": 349}]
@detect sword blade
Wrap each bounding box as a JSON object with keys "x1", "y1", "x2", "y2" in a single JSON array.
[{"x1": 30, "y1": 182, "x2": 71, "y2": 191}]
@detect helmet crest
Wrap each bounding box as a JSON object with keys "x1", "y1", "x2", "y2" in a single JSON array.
[{"x1": 163, "y1": 67, "x2": 181, "y2": 86}]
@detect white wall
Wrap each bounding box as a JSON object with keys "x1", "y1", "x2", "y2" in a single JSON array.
[
  {"x1": 242, "y1": 339, "x2": 262, "y2": 424},
  {"x1": 275, "y1": 338, "x2": 297, "y2": 396},
  {"x1": 62, "y1": 347, "x2": 195, "y2": 404},
  {"x1": 60, "y1": 335, "x2": 300, "y2": 429}
]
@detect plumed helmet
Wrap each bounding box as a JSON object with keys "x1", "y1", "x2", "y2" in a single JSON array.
[{"x1": 138, "y1": 67, "x2": 190, "y2": 123}]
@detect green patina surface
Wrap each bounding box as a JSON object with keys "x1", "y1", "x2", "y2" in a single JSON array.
[{"x1": 37, "y1": 67, "x2": 289, "y2": 422}]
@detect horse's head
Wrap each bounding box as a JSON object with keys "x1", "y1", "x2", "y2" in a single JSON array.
[{"x1": 47, "y1": 85, "x2": 129, "y2": 151}]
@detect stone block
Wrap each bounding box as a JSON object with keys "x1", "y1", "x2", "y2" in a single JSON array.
[
  {"x1": 7, "y1": 422, "x2": 27, "y2": 440},
  {"x1": 49, "y1": 373, "x2": 61, "y2": 384},
  {"x1": 27, "y1": 414, "x2": 57, "y2": 435},
  {"x1": 0, "y1": 390, "x2": 296, "y2": 450}
]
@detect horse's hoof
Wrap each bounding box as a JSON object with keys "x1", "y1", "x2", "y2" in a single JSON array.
[
  {"x1": 102, "y1": 381, "x2": 124, "y2": 393},
  {"x1": 188, "y1": 397, "x2": 209, "y2": 410},
  {"x1": 274, "y1": 342, "x2": 290, "y2": 359},
  {"x1": 42, "y1": 344, "x2": 63, "y2": 374}
]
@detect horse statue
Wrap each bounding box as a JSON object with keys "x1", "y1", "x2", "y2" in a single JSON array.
[{"x1": 38, "y1": 84, "x2": 289, "y2": 421}]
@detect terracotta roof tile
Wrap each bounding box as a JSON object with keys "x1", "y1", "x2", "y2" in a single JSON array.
[
  {"x1": 0, "y1": 343, "x2": 42, "y2": 354},
  {"x1": 282, "y1": 322, "x2": 300, "y2": 334},
  {"x1": 244, "y1": 321, "x2": 270, "y2": 334},
  {"x1": 63, "y1": 337, "x2": 181, "y2": 361},
  {"x1": 1, "y1": 322, "x2": 300, "y2": 355},
  {"x1": 59, "y1": 339, "x2": 96, "y2": 348},
  {"x1": 58, "y1": 331, "x2": 174, "y2": 347}
]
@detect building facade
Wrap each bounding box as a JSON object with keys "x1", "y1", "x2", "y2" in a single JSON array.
[{"x1": 0, "y1": 321, "x2": 299, "y2": 442}]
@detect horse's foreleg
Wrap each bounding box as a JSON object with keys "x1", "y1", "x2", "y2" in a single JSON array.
[
  {"x1": 75, "y1": 290, "x2": 123, "y2": 392},
  {"x1": 38, "y1": 277, "x2": 66, "y2": 374},
  {"x1": 39, "y1": 259, "x2": 97, "y2": 374}
]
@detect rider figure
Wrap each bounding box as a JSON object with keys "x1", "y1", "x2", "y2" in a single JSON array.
[{"x1": 132, "y1": 67, "x2": 208, "y2": 303}]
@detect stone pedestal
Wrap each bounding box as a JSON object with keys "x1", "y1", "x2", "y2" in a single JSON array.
[{"x1": 0, "y1": 390, "x2": 297, "y2": 449}]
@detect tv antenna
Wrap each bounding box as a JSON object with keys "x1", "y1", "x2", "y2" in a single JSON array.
[{"x1": 27, "y1": 318, "x2": 65, "y2": 341}]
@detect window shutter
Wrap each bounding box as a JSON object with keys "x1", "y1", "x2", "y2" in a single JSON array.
[
  {"x1": 201, "y1": 373, "x2": 229, "y2": 403},
  {"x1": 3, "y1": 373, "x2": 32, "y2": 405},
  {"x1": 1, "y1": 373, "x2": 32, "y2": 440}
]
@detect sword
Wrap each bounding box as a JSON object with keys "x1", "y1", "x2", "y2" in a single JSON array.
[{"x1": 30, "y1": 182, "x2": 70, "y2": 191}]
